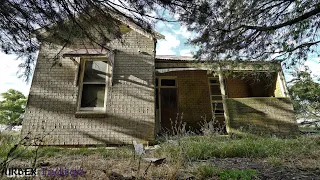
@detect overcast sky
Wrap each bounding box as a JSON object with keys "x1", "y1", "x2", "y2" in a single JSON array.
[{"x1": 0, "y1": 20, "x2": 319, "y2": 96}]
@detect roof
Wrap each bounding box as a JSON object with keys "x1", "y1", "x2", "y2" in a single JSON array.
[
  {"x1": 155, "y1": 55, "x2": 282, "y2": 64},
  {"x1": 155, "y1": 55, "x2": 282, "y2": 73},
  {"x1": 112, "y1": 10, "x2": 164, "y2": 40},
  {"x1": 35, "y1": 8, "x2": 164, "y2": 40},
  {"x1": 109, "y1": 12, "x2": 165, "y2": 39},
  {"x1": 156, "y1": 55, "x2": 195, "y2": 61}
]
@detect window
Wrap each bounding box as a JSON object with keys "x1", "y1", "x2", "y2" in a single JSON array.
[
  {"x1": 161, "y1": 79, "x2": 176, "y2": 86},
  {"x1": 77, "y1": 58, "x2": 110, "y2": 113}
]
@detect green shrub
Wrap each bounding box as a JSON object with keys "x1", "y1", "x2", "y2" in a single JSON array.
[{"x1": 219, "y1": 169, "x2": 258, "y2": 180}]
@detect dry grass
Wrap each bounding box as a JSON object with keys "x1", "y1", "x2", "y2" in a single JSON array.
[{"x1": 1, "y1": 132, "x2": 320, "y2": 179}]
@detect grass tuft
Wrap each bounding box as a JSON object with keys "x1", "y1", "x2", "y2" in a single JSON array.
[
  {"x1": 219, "y1": 169, "x2": 258, "y2": 180},
  {"x1": 156, "y1": 135, "x2": 320, "y2": 163},
  {"x1": 195, "y1": 164, "x2": 220, "y2": 179}
]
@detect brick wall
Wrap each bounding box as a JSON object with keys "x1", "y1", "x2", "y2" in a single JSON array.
[
  {"x1": 157, "y1": 70, "x2": 212, "y2": 130},
  {"x1": 226, "y1": 73, "x2": 283, "y2": 98},
  {"x1": 21, "y1": 30, "x2": 156, "y2": 145},
  {"x1": 226, "y1": 97, "x2": 299, "y2": 137},
  {"x1": 226, "y1": 79, "x2": 249, "y2": 98}
]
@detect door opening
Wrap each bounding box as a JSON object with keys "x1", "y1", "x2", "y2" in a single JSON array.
[{"x1": 156, "y1": 77, "x2": 178, "y2": 133}]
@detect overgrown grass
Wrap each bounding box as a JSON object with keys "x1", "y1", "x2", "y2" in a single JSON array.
[
  {"x1": 1, "y1": 132, "x2": 319, "y2": 179},
  {"x1": 0, "y1": 133, "x2": 34, "y2": 160},
  {"x1": 195, "y1": 163, "x2": 258, "y2": 179},
  {"x1": 1, "y1": 131, "x2": 320, "y2": 179},
  {"x1": 37, "y1": 146, "x2": 132, "y2": 159},
  {"x1": 0, "y1": 133, "x2": 132, "y2": 161},
  {"x1": 2, "y1": 132, "x2": 319, "y2": 163},
  {"x1": 219, "y1": 169, "x2": 258, "y2": 180},
  {"x1": 195, "y1": 164, "x2": 220, "y2": 179},
  {"x1": 156, "y1": 135, "x2": 320, "y2": 162}
]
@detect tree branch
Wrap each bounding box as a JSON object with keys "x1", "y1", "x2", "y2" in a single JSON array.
[{"x1": 243, "y1": 6, "x2": 320, "y2": 31}]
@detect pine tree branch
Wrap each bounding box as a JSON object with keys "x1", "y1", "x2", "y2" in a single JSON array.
[{"x1": 243, "y1": 6, "x2": 320, "y2": 31}]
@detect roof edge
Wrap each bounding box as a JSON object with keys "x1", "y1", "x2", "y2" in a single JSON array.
[
  {"x1": 33, "y1": 8, "x2": 165, "y2": 40},
  {"x1": 155, "y1": 55, "x2": 282, "y2": 64}
]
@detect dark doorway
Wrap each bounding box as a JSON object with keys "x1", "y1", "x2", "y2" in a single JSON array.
[
  {"x1": 156, "y1": 78, "x2": 178, "y2": 132},
  {"x1": 160, "y1": 88, "x2": 178, "y2": 131}
]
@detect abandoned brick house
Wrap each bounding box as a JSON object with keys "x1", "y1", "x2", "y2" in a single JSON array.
[{"x1": 21, "y1": 12, "x2": 299, "y2": 145}]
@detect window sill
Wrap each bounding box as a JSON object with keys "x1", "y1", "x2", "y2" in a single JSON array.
[{"x1": 75, "y1": 111, "x2": 107, "y2": 118}]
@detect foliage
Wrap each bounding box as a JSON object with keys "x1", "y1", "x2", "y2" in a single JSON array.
[
  {"x1": 288, "y1": 68, "x2": 320, "y2": 126},
  {"x1": 0, "y1": 89, "x2": 27, "y2": 126},
  {"x1": 0, "y1": 0, "x2": 192, "y2": 81},
  {"x1": 3, "y1": 0, "x2": 319, "y2": 80},
  {"x1": 180, "y1": 0, "x2": 320, "y2": 66},
  {"x1": 0, "y1": 132, "x2": 45, "y2": 179}
]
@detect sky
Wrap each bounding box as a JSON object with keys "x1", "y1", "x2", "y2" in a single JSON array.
[
  {"x1": 0, "y1": 20, "x2": 319, "y2": 97},
  {"x1": 0, "y1": 53, "x2": 31, "y2": 96}
]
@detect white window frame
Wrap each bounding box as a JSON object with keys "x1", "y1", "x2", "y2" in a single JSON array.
[{"x1": 76, "y1": 57, "x2": 110, "y2": 113}]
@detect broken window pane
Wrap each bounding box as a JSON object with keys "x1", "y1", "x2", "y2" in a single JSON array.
[
  {"x1": 83, "y1": 61, "x2": 108, "y2": 82},
  {"x1": 81, "y1": 84, "x2": 105, "y2": 107}
]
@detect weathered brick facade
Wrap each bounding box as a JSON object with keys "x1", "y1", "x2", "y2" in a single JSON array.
[
  {"x1": 226, "y1": 97, "x2": 299, "y2": 136},
  {"x1": 156, "y1": 70, "x2": 212, "y2": 130},
  {"x1": 226, "y1": 73, "x2": 283, "y2": 98},
  {"x1": 21, "y1": 30, "x2": 156, "y2": 145},
  {"x1": 224, "y1": 73, "x2": 298, "y2": 136},
  {"x1": 21, "y1": 17, "x2": 298, "y2": 145},
  {"x1": 226, "y1": 79, "x2": 250, "y2": 98}
]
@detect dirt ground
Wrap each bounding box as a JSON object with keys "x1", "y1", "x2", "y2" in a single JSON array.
[{"x1": 7, "y1": 155, "x2": 320, "y2": 180}]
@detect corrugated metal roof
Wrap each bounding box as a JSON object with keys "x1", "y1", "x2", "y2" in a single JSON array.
[
  {"x1": 155, "y1": 55, "x2": 195, "y2": 61},
  {"x1": 155, "y1": 55, "x2": 282, "y2": 64}
]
